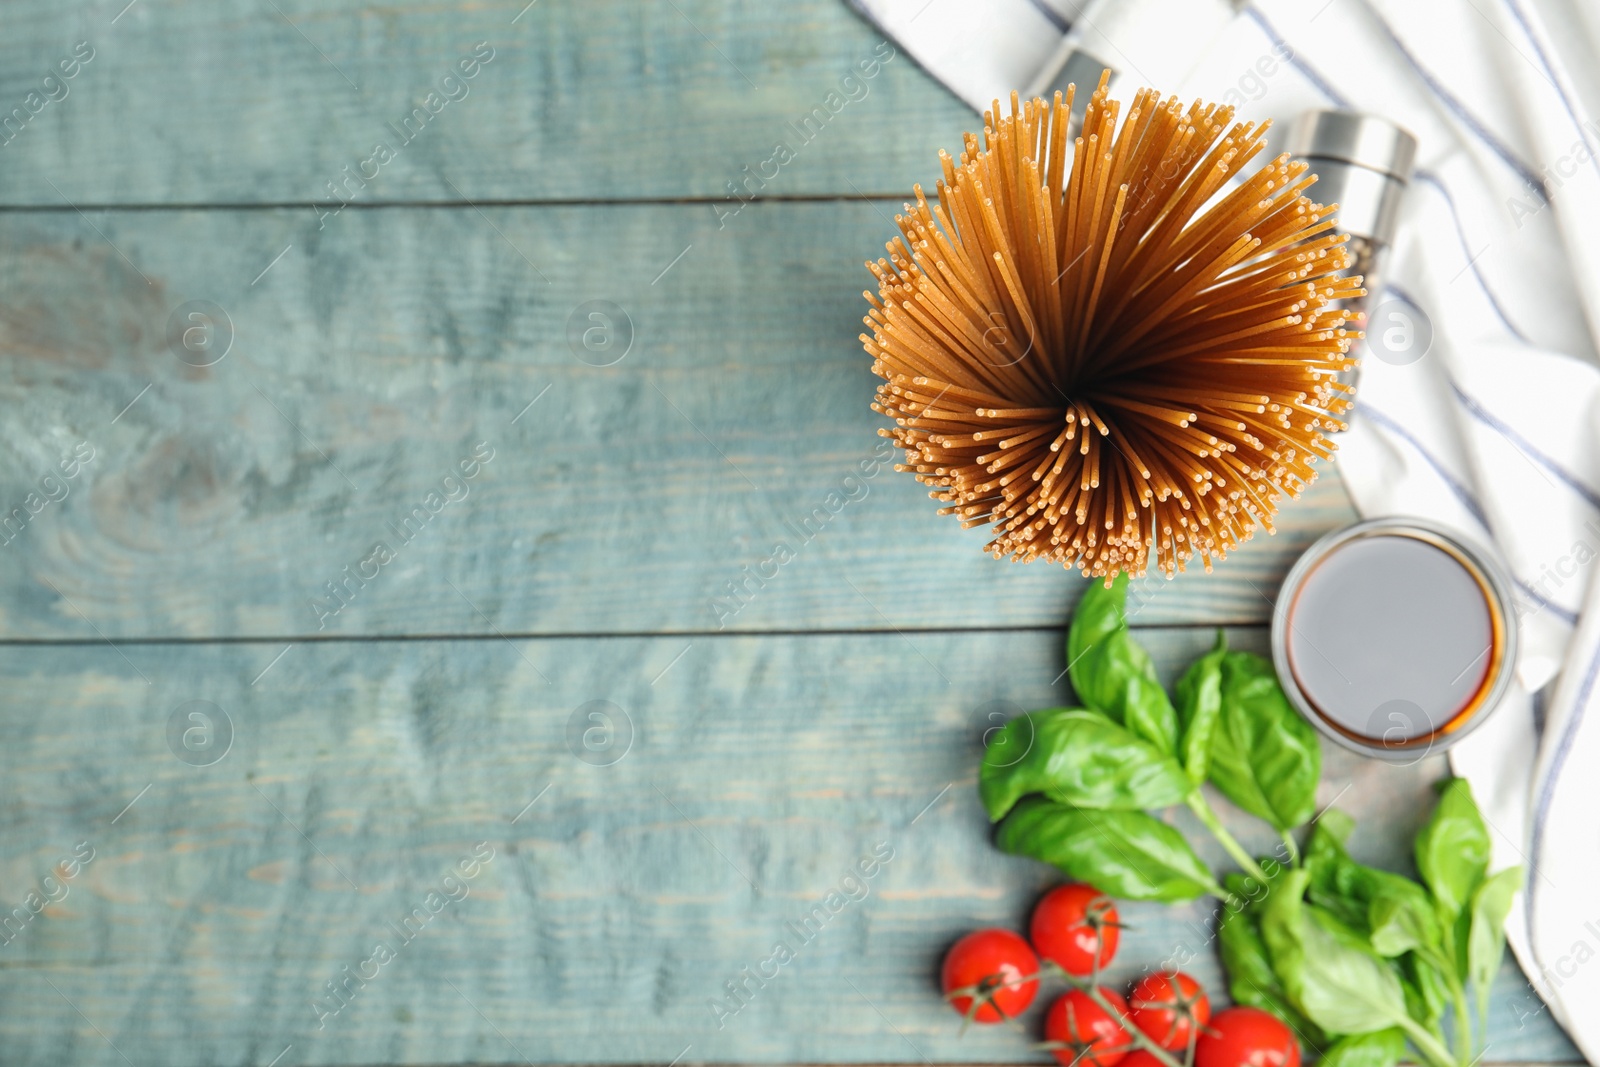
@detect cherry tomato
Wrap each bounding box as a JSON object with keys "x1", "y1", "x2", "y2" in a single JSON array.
[
  {"x1": 1044, "y1": 988, "x2": 1132, "y2": 1067},
  {"x1": 1118, "y1": 1053, "x2": 1170, "y2": 1067},
  {"x1": 1195, "y1": 1007, "x2": 1301, "y2": 1067},
  {"x1": 1127, "y1": 971, "x2": 1211, "y2": 1049},
  {"x1": 1030, "y1": 883, "x2": 1121, "y2": 975},
  {"x1": 940, "y1": 928, "x2": 1040, "y2": 1023}
]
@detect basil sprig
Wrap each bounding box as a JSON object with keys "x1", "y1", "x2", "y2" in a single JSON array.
[
  {"x1": 990, "y1": 576, "x2": 1268, "y2": 900},
  {"x1": 978, "y1": 575, "x2": 1523, "y2": 1067}
]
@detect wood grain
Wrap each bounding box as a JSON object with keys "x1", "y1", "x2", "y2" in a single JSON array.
[
  {"x1": 0, "y1": 0, "x2": 972, "y2": 207},
  {"x1": 0, "y1": 629, "x2": 1574, "y2": 1066},
  {"x1": 0, "y1": 202, "x2": 1356, "y2": 641}
]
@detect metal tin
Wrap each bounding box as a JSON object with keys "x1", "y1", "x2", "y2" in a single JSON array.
[
  {"x1": 1285, "y1": 110, "x2": 1416, "y2": 286},
  {"x1": 1025, "y1": 0, "x2": 1237, "y2": 134},
  {"x1": 1286, "y1": 111, "x2": 1418, "y2": 393},
  {"x1": 1271, "y1": 518, "x2": 1518, "y2": 762}
]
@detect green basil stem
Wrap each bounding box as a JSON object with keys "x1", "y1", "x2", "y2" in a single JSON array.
[
  {"x1": 1413, "y1": 941, "x2": 1474, "y2": 1066},
  {"x1": 1451, "y1": 984, "x2": 1474, "y2": 1065},
  {"x1": 1394, "y1": 1013, "x2": 1458, "y2": 1067},
  {"x1": 1279, "y1": 830, "x2": 1300, "y2": 868},
  {"x1": 1430, "y1": 926, "x2": 1474, "y2": 1063},
  {"x1": 1185, "y1": 790, "x2": 1270, "y2": 884}
]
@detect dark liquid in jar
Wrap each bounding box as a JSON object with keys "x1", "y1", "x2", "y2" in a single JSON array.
[{"x1": 1285, "y1": 534, "x2": 1499, "y2": 744}]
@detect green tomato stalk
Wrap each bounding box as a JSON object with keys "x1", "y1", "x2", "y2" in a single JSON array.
[{"x1": 1036, "y1": 961, "x2": 1188, "y2": 1067}]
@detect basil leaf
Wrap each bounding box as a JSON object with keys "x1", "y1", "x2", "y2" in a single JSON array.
[
  {"x1": 1467, "y1": 866, "x2": 1522, "y2": 1021},
  {"x1": 1123, "y1": 673, "x2": 1181, "y2": 759},
  {"x1": 1255, "y1": 869, "x2": 1310, "y2": 994},
  {"x1": 1216, "y1": 897, "x2": 1326, "y2": 1050},
  {"x1": 979, "y1": 708, "x2": 1191, "y2": 821},
  {"x1": 1305, "y1": 809, "x2": 1356, "y2": 895},
  {"x1": 1319, "y1": 1028, "x2": 1406, "y2": 1067},
  {"x1": 1415, "y1": 778, "x2": 1490, "y2": 920},
  {"x1": 1208, "y1": 651, "x2": 1321, "y2": 831},
  {"x1": 1223, "y1": 859, "x2": 1291, "y2": 902},
  {"x1": 1259, "y1": 870, "x2": 1410, "y2": 1036},
  {"x1": 1304, "y1": 811, "x2": 1444, "y2": 967},
  {"x1": 1067, "y1": 574, "x2": 1179, "y2": 753},
  {"x1": 1066, "y1": 574, "x2": 1141, "y2": 716},
  {"x1": 1300, "y1": 911, "x2": 1416, "y2": 1035},
  {"x1": 1311, "y1": 807, "x2": 1356, "y2": 844},
  {"x1": 995, "y1": 797, "x2": 1216, "y2": 902},
  {"x1": 1175, "y1": 630, "x2": 1227, "y2": 784},
  {"x1": 1369, "y1": 876, "x2": 1445, "y2": 959},
  {"x1": 1305, "y1": 813, "x2": 1373, "y2": 935},
  {"x1": 1405, "y1": 952, "x2": 1450, "y2": 1026},
  {"x1": 1218, "y1": 899, "x2": 1281, "y2": 999}
]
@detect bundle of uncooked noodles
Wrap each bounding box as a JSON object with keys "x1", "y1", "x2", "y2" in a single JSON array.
[{"x1": 862, "y1": 76, "x2": 1361, "y2": 580}]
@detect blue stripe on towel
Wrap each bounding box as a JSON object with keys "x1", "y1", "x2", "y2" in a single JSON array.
[
  {"x1": 1408, "y1": 171, "x2": 1532, "y2": 344},
  {"x1": 1355, "y1": 402, "x2": 1491, "y2": 528},
  {"x1": 1384, "y1": 283, "x2": 1600, "y2": 511},
  {"x1": 1240, "y1": 6, "x2": 1352, "y2": 108},
  {"x1": 1355, "y1": 0, "x2": 1549, "y2": 198},
  {"x1": 1500, "y1": 0, "x2": 1600, "y2": 185},
  {"x1": 1448, "y1": 383, "x2": 1600, "y2": 513}
]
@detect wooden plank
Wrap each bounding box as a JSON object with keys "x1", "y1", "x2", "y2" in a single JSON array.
[
  {"x1": 0, "y1": 0, "x2": 975, "y2": 207},
  {"x1": 0, "y1": 201, "x2": 1357, "y2": 640},
  {"x1": 0, "y1": 629, "x2": 1574, "y2": 1065}
]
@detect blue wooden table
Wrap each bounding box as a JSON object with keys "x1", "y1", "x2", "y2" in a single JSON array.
[{"x1": 0, "y1": 2, "x2": 1579, "y2": 1064}]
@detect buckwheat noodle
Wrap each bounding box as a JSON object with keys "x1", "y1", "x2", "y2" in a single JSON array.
[{"x1": 862, "y1": 76, "x2": 1361, "y2": 580}]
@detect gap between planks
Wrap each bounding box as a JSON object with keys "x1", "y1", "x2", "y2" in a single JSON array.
[
  {"x1": 0, "y1": 193, "x2": 925, "y2": 214},
  {"x1": 0, "y1": 620, "x2": 1269, "y2": 648}
]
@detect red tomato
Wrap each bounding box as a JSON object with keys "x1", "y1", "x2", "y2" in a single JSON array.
[
  {"x1": 1030, "y1": 883, "x2": 1121, "y2": 975},
  {"x1": 1044, "y1": 988, "x2": 1132, "y2": 1067},
  {"x1": 940, "y1": 928, "x2": 1040, "y2": 1023},
  {"x1": 1195, "y1": 1007, "x2": 1301, "y2": 1067},
  {"x1": 1127, "y1": 971, "x2": 1211, "y2": 1049},
  {"x1": 1118, "y1": 1053, "x2": 1170, "y2": 1067}
]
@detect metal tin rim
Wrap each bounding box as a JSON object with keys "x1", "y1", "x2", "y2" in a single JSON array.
[{"x1": 1270, "y1": 517, "x2": 1519, "y2": 762}]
